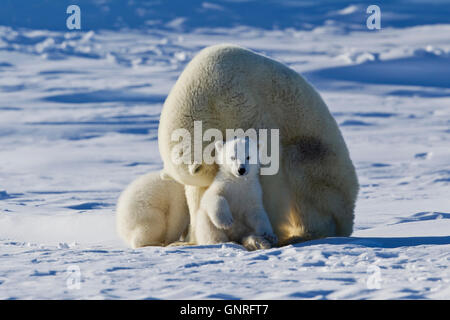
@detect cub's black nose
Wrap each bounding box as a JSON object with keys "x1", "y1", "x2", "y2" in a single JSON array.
[{"x1": 238, "y1": 167, "x2": 246, "y2": 175}]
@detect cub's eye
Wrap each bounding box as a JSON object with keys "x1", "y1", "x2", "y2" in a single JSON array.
[{"x1": 230, "y1": 156, "x2": 236, "y2": 160}]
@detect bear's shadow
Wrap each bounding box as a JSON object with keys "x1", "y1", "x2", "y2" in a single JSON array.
[{"x1": 292, "y1": 236, "x2": 450, "y2": 249}]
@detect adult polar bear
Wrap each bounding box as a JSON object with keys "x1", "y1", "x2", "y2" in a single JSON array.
[{"x1": 159, "y1": 44, "x2": 358, "y2": 245}]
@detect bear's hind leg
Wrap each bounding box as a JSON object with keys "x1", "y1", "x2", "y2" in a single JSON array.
[{"x1": 282, "y1": 137, "x2": 356, "y2": 242}]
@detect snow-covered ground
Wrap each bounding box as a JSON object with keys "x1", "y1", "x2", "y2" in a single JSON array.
[{"x1": 0, "y1": 1, "x2": 449, "y2": 299}]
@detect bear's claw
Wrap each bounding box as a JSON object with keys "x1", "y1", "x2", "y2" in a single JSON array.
[
  {"x1": 263, "y1": 232, "x2": 278, "y2": 246},
  {"x1": 242, "y1": 235, "x2": 272, "y2": 251}
]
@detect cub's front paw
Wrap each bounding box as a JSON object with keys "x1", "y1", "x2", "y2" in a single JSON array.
[{"x1": 211, "y1": 212, "x2": 234, "y2": 230}]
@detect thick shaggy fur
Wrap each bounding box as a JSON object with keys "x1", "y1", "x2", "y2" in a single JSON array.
[
  {"x1": 158, "y1": 44, "x2": 359, "y2": 245},
  {"x1": 116, "y1": 171, "x2": 189, "y2": 248}
]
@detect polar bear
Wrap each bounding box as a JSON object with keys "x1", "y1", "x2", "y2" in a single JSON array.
[
  {"x1": 195, "y1": 137, "x2": 277, "y2": 250},
  {"x1": 116, "y1": 171, "x2": 189, "y2": 248},
  {"x1": 158, "y1": 44, "x2": 359, "y2": 245}
]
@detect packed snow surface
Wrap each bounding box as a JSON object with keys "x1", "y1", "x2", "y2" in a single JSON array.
[{"x1": 0, "y1": 1, "x2": 449, "y2": 299}]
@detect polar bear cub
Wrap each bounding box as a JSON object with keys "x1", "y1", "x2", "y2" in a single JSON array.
[
  {"x1": 116, "y1": 171, "x2": 189, "y2": 248},
  {"x1": 195, "y1": 137, "x2": 278, "y2": 250}
]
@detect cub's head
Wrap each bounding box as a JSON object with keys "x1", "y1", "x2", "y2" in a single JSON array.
[{"x1": 215, "y1": 137, "x2": 263, "y2": 178}]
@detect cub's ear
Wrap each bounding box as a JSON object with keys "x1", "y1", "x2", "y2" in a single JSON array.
[
  {"x1": 214, "y1": 140, "x2": 223, "y2": 152},
  {"x1": 188, "y1": 163, "x2": 202, "y2": 175},
  {"x1": 160, "y1": 170, "x2": 173, "y2": 181}
]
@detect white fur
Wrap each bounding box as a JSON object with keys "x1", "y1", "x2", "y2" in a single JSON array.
[
  {"x1": 195, "y1": 137, "x2": 277, "y2": 250},
  {"x1": 116, "y1": 171, "x2": 189, "y2": 248},
  {"x1": 159, "y1": 44, "x2": 359, "y2": 245}
]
